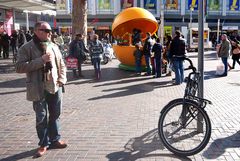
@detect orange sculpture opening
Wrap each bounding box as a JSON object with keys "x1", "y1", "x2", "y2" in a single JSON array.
[{"x1": 112, "y1": 7, "x2": 158, "y2": 69}]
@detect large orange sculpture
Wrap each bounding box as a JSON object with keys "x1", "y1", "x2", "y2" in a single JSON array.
[{"x1": 112, "y1": 7, "x2": 158, "y2": 69}]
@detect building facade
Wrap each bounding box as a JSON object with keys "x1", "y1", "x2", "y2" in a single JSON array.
[
  {"x1": 55, "y1": 0, "x2": 240, "y2": 41},
  {"x1": 1, "y1": 0, "x2": 240, "y2": 41}
]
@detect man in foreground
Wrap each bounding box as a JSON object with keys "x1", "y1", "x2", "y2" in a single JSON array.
[{"x1": 16, "y1": 21, "x2": 67, "y2": 157}]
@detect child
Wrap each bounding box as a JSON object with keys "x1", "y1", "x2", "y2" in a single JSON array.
[{"x1": 133, "y1": 43, "x2": 142, "y2": 75}]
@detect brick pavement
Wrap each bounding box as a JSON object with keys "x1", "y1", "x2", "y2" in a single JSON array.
[{"x1": 0, "y1": 51, "x2": 240, "y2": 161}]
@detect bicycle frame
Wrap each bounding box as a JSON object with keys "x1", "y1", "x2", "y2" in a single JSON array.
[{"x1": 180, "y1": 57, "x2": 212, "y2": 128}]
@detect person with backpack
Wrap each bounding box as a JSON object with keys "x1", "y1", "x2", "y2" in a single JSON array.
[{"x1": 69, "y1": 33, "x2": 89, "y2": 78}]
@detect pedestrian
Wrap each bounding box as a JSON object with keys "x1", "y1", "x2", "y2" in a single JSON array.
[
  {"x1": 164, "y1": 35, "x2": 173, "y2": 76},
  {"x1": 89, "y1": 34, "x2": 104, "y2": 80},
  {"x1": 169, "y1": 30, "x2": 186, "y2": 85},
  {"x1": 217, "y1": 34, "x2": 231, "y2": 76},
  {"x1": 2, "y1": 31, "x2": 10, "y2": 59},
  {"x1": 143, "y1": 32, "x2": 153, "y2": 75},
  {"x1": 18, "y1": 30, "x2": 27, "y2": 48},
  {"x1": 150, "y1": 33, "x2": 157, "y2": 76},
  {"x1": 132, "y1": 28, "x2": 142, "y2": 46},
  {"x1": 25, "y1": 30, "x2": 32, "y2": 42},
  {"x1": 15, "y1": 21, "x2": 67, "y2": 158},
  {"x1": 10, "y1": 30, "x2": 18, "y2": 57},
  {"x1": 69, "y1": 33, "x2": 89, "y2": 78},
  {"x1": 0, "y1": 33, "x2": 3, "y2": 57},
  {"x1": 133, "y1": 42, "x2": 142, "y2": 75},
  {"x1": 152, "y1": 38, "x2": 163, "y2": 78},
  {"x1": 230, "y1": 38, "x2": 240, "y2": 69}
]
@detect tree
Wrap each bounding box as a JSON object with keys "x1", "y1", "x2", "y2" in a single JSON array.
[{"x1": 72, "y1": 0, "x2": 87, "y2": 43}]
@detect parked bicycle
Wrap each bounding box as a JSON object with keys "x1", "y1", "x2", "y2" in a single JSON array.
[{"x1": 158, "y1": 57, "x2": 212, "y2": 156}]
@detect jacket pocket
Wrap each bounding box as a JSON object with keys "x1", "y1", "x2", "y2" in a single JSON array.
[{"x1": 26, "y1": 82, "x2": 44, "y2": 101}]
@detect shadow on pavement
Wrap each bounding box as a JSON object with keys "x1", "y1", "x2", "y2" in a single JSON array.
[
  {"x1": 106, "y1": 128, "x2": 190, "y2": 161},
  {"x1": 0, "y1": 78, "x2": 26, "y2": 88},
  {"x1": 66, "y1": 67, "x2": 134, "y2": 85},
  {"x1": 0, "y1": 89, "x2": 26, "y2": 95},
  {"x1": 88, "y1": 80, "x2": 174, "y2": 100},
  {"x1": 203, "y1": 131, "x2": 240, "y2": 159},
  {"x1": 1, "y1": 149, "x2": 37, "y2": 161},
  {"x1": 204, "y1": 70, "x2": 225, "y2": 80}
]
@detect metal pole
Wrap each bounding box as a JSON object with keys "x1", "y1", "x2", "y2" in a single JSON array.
[
  {"x1": 197, "y1": 0, "x2": 204, "y2": 132},
  {"x1": 159, "y1": 0, "x2": 164, "y2": 44},
  {"x1": 189, "y1": 7, "x2": 193, "y2": 47},
  {"x1": 217, "y1": 19, "x2": 220, "y2": 43}
]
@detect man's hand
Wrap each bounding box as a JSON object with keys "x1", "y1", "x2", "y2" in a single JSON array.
[
  {"x1": 42, "y1": 52, "x2": 52, "y2": 63},
  {"x1": 57, "y1": 81, "x2": 63, "y2": 87}
]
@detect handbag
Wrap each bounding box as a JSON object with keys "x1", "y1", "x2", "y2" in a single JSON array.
[
  {"x1": 215, "y1": 61, "x2": 225, "y2": 76},
  {"x1": 65, "y1": 56, "x2": 78, "y2": 70}
]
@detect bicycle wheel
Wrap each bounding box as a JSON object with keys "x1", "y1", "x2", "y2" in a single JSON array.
[{"x1": 158, "y1": 98, "x2": 211, "y2": 156}]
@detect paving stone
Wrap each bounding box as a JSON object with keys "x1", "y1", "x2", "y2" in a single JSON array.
[{"x1": 0, "y1": 51, "x2": 240, "y2": 160}]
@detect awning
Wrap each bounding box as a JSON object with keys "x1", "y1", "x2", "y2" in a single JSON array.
[{"x1": 0, "y1": 0, "x2": 55, "y2": 11}]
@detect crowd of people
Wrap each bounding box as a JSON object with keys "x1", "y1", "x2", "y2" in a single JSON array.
[
  {"x1": 132, "y1": 30, "x2": 186, "y2": 85},
  {"x1": 131, "y1": 30, "x2": 240, "y2": 84}
]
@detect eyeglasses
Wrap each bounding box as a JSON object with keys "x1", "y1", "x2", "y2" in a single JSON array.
[{"x1": 39, "y1": 29, "x2": 52, "y2": 33}]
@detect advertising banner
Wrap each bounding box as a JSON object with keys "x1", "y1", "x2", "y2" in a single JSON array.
[
  {"x1": 56, "y1": 0, "x2": 67, "y2": 10},
  {"x1": 188, "y1": 0, "x2": 198, "y2": 10},
  {"x1": 5, "y1": 9, "x2": 13, "y2": 36},
  {"x1": 98, "y1": 0, "x2": 111, "y2": 10},
  {"x1": 208, "y1": 0, "x2": 220, "y2": 11},
  {"x1": 121, "y1": 0, "x2": 134, "y2": 9},
  {"x1": 229, "y1": 0, "x2": 239, "y2": 11},
  {"x1": 144, "y1": 0, "x2": 156, "y2": 10},
  {"x1": 166, "y1": 0, "x2": 178, "y2": 10}
]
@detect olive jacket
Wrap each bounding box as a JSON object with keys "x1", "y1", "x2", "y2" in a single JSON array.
[{"x1": 16, "y1": 40, "x2": 67, "y2": 101}]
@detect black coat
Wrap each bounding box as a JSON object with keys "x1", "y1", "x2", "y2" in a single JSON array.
[
  {"x1": 169, "y1": 36, "x2": 186, "y2": 58},
  {"x1": 152, "y1": 43, "x2": 162, "y2": 58}
]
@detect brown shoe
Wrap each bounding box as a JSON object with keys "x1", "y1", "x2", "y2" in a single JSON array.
[
  {"x1": 35, "y1": 146, "x2": 47, "y2": 157},
  {"x1": 49, "y1": 141, "x2": 67, "y2": 149}
]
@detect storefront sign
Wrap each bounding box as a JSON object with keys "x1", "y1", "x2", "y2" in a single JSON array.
[
  {"x1": 229, "y1": 0, "x2": 239, "y2": 11},
  {"x1": 222, "y1": 26, "x2": 239, "y2": 30},
  {"x1": 166, "y1": 0, "x2": 178, "y2": 10},
  {"x1": 121, "y1": 0, "x2": 134, "y2": 9},
  {"x1": 208, "y1": 0, "x2": 220, "y2": 11},
  {"x1": 97, "y1": 26, "x2": 110, "y2": 30},
  {"x1": 144, "y1": 0, "x2": 156, "y2": 10}
]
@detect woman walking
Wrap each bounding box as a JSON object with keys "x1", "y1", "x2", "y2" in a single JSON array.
[{"x1": 230, "y1": 39, "x2": 240, "y2": 69}]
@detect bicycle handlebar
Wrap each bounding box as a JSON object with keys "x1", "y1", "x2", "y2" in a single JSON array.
[{"x1": 183, "y1": 57, "x2": 197, "y2": 73}]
